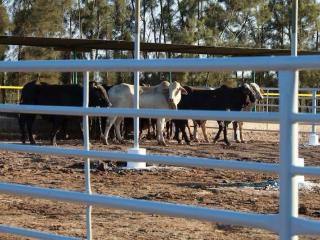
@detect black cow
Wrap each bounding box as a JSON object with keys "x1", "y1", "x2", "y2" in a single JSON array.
[
  {"x1": 19, "y1": 80, "x2": 111, "y2": 145},
  {"x1": 173, "y1": 84, "x2": 256, "y2": 145}
]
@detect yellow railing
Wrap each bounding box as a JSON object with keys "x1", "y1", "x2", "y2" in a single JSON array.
[
  {"x1": 0, "y1": 86, "x2": 22, "y2": 103},
  {"x1": 0, "y1": 86, "x2": 23, "y2": 90},
  {"x1": 263, "y1": 92, "x2": 320, "y2": 97},
  {"x1": 0, "y1": 86, "x2": 319, "y2": 97}
]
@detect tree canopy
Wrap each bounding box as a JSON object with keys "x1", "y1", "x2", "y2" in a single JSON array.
[{"x1": 0, "y1": 0, "x2": 320, "y2": 87}]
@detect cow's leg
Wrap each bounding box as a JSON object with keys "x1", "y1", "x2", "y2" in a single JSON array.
[
  {"x1": 114, "y1": 117, "x2": 124, "y2": 143},
  {"x1": 239, "y1": 122, "x2": 245, "y2": 143},
  {"x1": 233, "y1": 121, "x2": 241, "y2": 143},
  {"x1": 26, "y1": 115, "x2": 36, "y2": 145},
  {"x1": 156, "y1": 118, "x2": 166, "y2": 146},
  {"x1": 100, "y1": 117, "x2": 106, "y2": 140},
  {"x1": 146, "y1": 118, "x2": 156, "y2": 139},
  {"x1": 146, "y1": 118, "x2": 153, "y2": 139},
  {"x1": 213, "y1": 121, "x2": 223, "y2": 144},
  {"x1": 174, "y1": 121, "x2": 182, "y2": 144},
  {"x1": 103, "y1": 116, "x2": 117, "y2": 145},
  {"x1": 187, "y1": 121, "x2": 193, "y2": 140},
  {"x1": 165, "y1": 121, "x2": 170, "y2": 139},
  {"x1": 50, "y1": 118, "x2": 62, "y2": 146},
  {"x1": 169, "y1": 121, "x2": 174, "y2": 139},
  {"x1": 139, "y1": 125, "x2": 143, "y2": 140},
  {"x1": 201, "y1": 120, "x2": 209, "y2": 143},
  {"x1": 79, "y1": 119, "x2": 90, "y2": 144},
  {"x1": 18, "y1": 114, "x2": 27, "y2": 144},
  {"x1": 60, "y1": 119, "x2": 69, "y2": 139},
  {"x1": 152, "y1": 120, "x2": 157, "y2": 138},
  {"x1": 223, "y1": 121, "x2": 231, "y2": 146},
  {"x1": 193, "y1": 121, "x2": 199, "y2": 142},
  {"x1": 181, "y1": 120, "x2": 191, "y2": 145},
  {"x1": 89, "y1": 117, "x2": 98, "y2": 140}
]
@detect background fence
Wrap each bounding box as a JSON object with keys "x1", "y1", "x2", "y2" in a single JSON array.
[
  {"x1": 2, "y1": 85, "x2": 319, "y2": 136},
  {"x1": 2, "y1": 85, "x2": 319, "y2": 114},
  {"x1": 0, "y1": 85, "x2": 22, "y2": 104},
  {"x1": 0, "y1": 56, "x2": 319, "y2": 240}
]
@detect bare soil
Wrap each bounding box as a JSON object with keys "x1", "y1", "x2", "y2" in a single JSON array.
[{"x1": 0, "y1": 130, "x2": 320, "y2": 240}]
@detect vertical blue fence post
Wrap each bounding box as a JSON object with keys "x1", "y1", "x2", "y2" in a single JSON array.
[
  {"x1": 312, "y1": 90, "x2": 317, "y2": 133},
  {"x1": 83, "y1": 71, "x2": 92, "y2": 240},
  {"x1": 278, "y1": 71, "x2": 299, "y2": 240},
  {"x1": 133, "y1": 0, "x2": 141, "y2": 149}
]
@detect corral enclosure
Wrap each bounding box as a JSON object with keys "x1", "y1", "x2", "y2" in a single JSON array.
[
  {"x1": 1, "y1": 0, "x2": 320, "y2": 239},
  {"x1": 0, "y1": 56, "x2": 320, "y2": 240},
  {"x1": 1, "y1": 50, "x2": 320, "y2": 239}
]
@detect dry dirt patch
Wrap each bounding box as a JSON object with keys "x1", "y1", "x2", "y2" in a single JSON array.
[{"x1": 0, "y1": 131, "x2": 319, "y2": 239}]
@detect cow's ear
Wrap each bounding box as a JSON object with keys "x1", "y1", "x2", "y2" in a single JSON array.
[{"x1": 180, "y1": 87, "x2": 188, "y2": 95}]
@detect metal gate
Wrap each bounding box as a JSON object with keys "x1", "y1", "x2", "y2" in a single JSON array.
[{"x1": 0, "y1": 56, "x2": 320, "y2": 239}]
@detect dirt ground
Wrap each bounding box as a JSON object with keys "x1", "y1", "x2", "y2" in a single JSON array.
[{"x1": 0, "y1": 130, "x2": 320, "y2": 240}]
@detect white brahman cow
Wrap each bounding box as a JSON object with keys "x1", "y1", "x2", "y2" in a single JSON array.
[{"x1": 103, "y1": 81, "x2": 187, "y2": 145}]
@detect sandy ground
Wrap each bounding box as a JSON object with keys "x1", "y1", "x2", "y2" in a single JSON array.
[{"x1": 0, "y1": 129, "x2": 320, "y2": 240}]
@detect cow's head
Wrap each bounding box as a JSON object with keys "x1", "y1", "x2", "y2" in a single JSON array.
[
  {"x1": 249, "y1": 83, "x2": 264, "y2": 101},
  {"x1": 163, "y1": 81, "x2": 188, "y2": 109},
  {"x1": 89, "y1": 82, "x2": 112, "y2": 108},
  {"x1": 241, "y1": 83, "x2": 257, "y2": 107}
]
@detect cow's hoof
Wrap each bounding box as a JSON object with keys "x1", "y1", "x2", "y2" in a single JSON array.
[
  {"x1": 225, "y1": 142, "x2": 232, "y2": 146},
  {"x1": 186, "y1": 142, "x2": 191, "y2": 146},
  {"x1": 236, "y1": 139, "x2": 241, "y2": 143},
  {"x1": 158, "y1": 141, "x2": 167, "y2": 146},
  {"x1": 102, "y1": 139, "x2": 109, "y2": 145},
  {"x1": 213, "y1": 140, "x2": 218, "y2": 144}
]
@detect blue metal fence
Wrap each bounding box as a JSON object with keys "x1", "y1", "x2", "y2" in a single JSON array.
[{"x1": 0, "y1": 56, "x2": 319, "y2": 239}]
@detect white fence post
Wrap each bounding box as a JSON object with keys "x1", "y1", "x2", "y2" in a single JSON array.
[
  {"x1": 128, "y1": 0, "x2": 146, "y2": 169},
  {"x1": 83, "y1": 71, "x2": 92, "y2": 240},
  {"x1": 266, "y1": 89, "x2": 269, "y2": 131},
  {"x1": 308, "y1": 89, "x2": 319, "y2": 145},
  {"x1": 279, "y1": 71, "x2": 299, "y2": 240}
]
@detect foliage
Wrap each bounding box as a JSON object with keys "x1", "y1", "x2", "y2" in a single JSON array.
[{"x1": 0, "y1": 0, "x2": 320, "y2": 88}]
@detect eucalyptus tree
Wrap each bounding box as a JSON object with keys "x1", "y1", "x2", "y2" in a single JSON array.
[
  {"x1": 298, "y1": 0, "x2": 320, "y2": 87},
  {"x1": 11, "y1": 0, "x2": 72, "y2": 84},
  {"x1": 0, "y1": 1, "x2": 10, "y2": 103},
  {"x1": 111, "y1": 0, "x2": 132, "y2": 83},
  {"x1": 0, "y1": 1, "x2": 9, "y2": 59}
]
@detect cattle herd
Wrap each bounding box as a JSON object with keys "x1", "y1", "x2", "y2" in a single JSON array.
[{"x1": 17, "y1": 80, "x2": 264, "y2": 146}]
